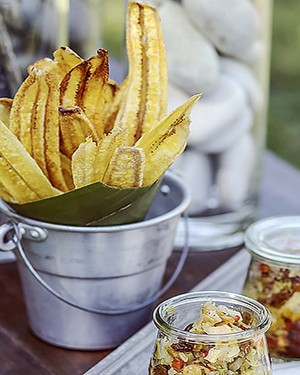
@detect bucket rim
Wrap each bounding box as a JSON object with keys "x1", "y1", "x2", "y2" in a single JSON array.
[{"x1": 0, "y1": 171, "x2": 190, "y2": 233}]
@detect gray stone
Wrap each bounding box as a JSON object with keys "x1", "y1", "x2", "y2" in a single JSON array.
[
  {"x1": 160, "y1": 0, "x2": 219, "y2": 95},
  {"x1": 217, "y1": 134, "x2": 256, "y2": 209},
  {"x1": 186, "y1": 75, "x2": 248, "y2": 148},
  {"x1": 183, "y1": 0, "x2": 260, "y2": 59},
  {"x1": 221, "y1": 57, "x2": 264, "y2": 110},
  {"x1": 197, "y1": 105, "x2": 253, "y2": 154},
  {"x1": 172, "y1": 149, "x2": 211, "y2": 215}
]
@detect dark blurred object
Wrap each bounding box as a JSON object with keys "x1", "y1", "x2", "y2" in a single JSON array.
[
  {"x1": 68, "y1": 0, "x2": 127, "y2": 83},
  {"x1": 0, "y1": 0, "x2": 66, "y2": 97},
  {"x1": 0, "y1": 0, "x2": 127, "y2": 97}
]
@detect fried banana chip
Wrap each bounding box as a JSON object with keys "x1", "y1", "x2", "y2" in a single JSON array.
[
  {"x1": 72, "y1": 137, "x2": 97, "y2": 188},
  {"x1": 104, "y1": 79, "x2": 118, "y2": 104},
  {"x1": 53, "y1": 46, "x2": 83, "y2": 73},
  {"x1": 60, "y1": 153, "x2": 74, "y2": 190},
  {"x1": 0, "y1": 98, "x2": 13, "y2": 127},
  {"x1": 0, "y1": 120, "x2": 60, "y2": 200},
  {"x1": 136, "y1": 94, "x2": 201, "y2": 186},
  {"x1": 10, "y1": 70, "x2": 69, "y2": 191},
  {"x1": 0, "y1": 180, "x2": 15, "y2": 203},
  {"x1": 114, "y1": 3, "x2": 168, "y2": 145},
  {"x1": 28, "y1": 58, "x2": 58, "y2": 76},
  {"x1": 93, "y1": 126, "x2": 128, "y2": 182},
  {"x1": 9, "y1": 73, "x2": 39, "y2": 153},
  {"x1": 0, "y1": 156, "x2": 39, "y2": 203},
  {"x1": 60, "y1": 49, "x2": 109, "y2": 137},
  {"x1": 103, "y1": 146, "x2": 145, "y2": 188},
  {"x1": 29, "y1": 47, "x2": 83, "y2": 78},
  {"x1": 33, "y1": 73, "x2": 69, "y2": 191},
  {"x1": 59, "y1": 106, "x2": 99, "y2": 159},
  {"x1": 104, "y1": 78, "x2": 128, "y2": 134}
]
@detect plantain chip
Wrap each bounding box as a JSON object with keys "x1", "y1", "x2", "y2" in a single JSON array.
[
  {"x1": 0, "y1": 120, "x2": 60, "y2": 201},
  {"x1": 0, "y1": 180, "x2": 14, "y2": 202},
  {"x1": 60, "y1": 153, "x2": 74, "y2": 190},
  {"x1": 136, "y1": 94, "x2": 201, "y2": 185},
  {"x1": 72, "y1": 137, "x2": 98, "y2": 188},
  {"x1": 29, "y1": 46, "x2": 83, "y2": 79},
  {"x1": 114, "y1": 2, "x2": 168, "y2": 145},
  {"x1": 93, "y1": 126, "x2": 128, "y2": 182},
  {"x1": 0, "y1": 156, "x2": 38, "y2": 203},
  {"x1": 60, "y1": 49, "x2": 109, "y2": 137},
  {"x1": 59, "y1": 106, "x2": 100, "y2": 159},
  {"x1": 104, "y1": 146, "x2": 145, "y2": 188},
  {"x1": 9, "y1": 73, "x2": 39, "y2": 153},
  {"x1": 0, "y1": 98, "x2": 13, "y2": 128},
  {"x1": 53, "y1": 46, "x2": 83, "y2": 73},
  {"x1": 104, "y1": 78, "x2": 128, "y2": 134},
  {"x1": 41, "y1": 73, "x2": 69, "y2": 191}
]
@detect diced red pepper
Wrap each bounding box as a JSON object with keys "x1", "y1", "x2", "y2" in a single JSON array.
[
  {"x1": 234, "y1": 315, "x2": 240, "y2": 322},
  {"x1": 171, "y1": 358, "x2": 185, "y2": 370},
  {"x1": 267, "y1": 336, "x2": 277, "y2": 347},
  {"x1": 285, "y1": 318, "x2": 293, "y2": 330},
  {"x1": 259, "y1": 264, "x2": 270, "y2": 273}
]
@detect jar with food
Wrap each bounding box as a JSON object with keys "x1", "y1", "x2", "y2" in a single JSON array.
[
  {"x1": 139, "y1": 0, "x2": 273, "y2": 250},
  {"x1": 149, "y1": 291, "x2": 272, "y2": 375},
  {"x1": 243, "y1": 216, "x2": 300, "y2": 359}
]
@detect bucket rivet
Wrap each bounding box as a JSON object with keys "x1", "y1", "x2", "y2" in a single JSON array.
[
  {"x1": 161, "y1": 185, "x2": 170, "y2": 195},
  {"x1": 30, "y1": 230, "x2": 39, "y2": 239}
]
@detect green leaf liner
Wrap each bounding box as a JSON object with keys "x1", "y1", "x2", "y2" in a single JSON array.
[{"x1": 8, "y1": 180, "x2": 161, "y2": 226}]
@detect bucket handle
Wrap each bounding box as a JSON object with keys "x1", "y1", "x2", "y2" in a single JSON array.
[{"x1": 0, "y1": 217, "x2": 189, "y2": 315}]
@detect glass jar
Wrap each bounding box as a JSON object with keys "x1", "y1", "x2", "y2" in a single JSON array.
[
  {"x1": 142, "y1": 0, "x2": 273, "y2": 250},
  {"x1": 243, "y1": 216, "x2": 300, "y2": 359},
  {"x1": 149, "y1": 291, "x2": 272, "y2": 374}
]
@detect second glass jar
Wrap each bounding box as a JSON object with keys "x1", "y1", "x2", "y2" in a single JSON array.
[
  {"x1": 243, "y1": 216, "x2": 300, "y2": 359},
  {"x1": 149, "y1": 291, "x2": 272, "y2": 374}
]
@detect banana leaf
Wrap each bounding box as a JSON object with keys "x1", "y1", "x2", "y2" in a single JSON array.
[{"x1": 8, "y1": 179, "x2": 161, "y2": 226}]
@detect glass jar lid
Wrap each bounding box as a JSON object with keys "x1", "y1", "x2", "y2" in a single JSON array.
[
  {"x1": 153, "y1": 291, "x2": 271, "y2": 343},
  {"x1": 245, "y1": 216, "x2": 300, "y2": 265}
]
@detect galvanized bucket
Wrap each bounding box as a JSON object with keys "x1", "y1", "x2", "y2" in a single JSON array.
[{"x1": 0, "y1": 172, "x2": 190, "y2": 350}]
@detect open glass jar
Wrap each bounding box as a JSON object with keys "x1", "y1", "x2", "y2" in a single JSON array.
[
  {"x1": 149, "y1": 291, "x2": 272, "y2": 375},
  {"x1": 243, "y1": 216, "x2": 300, "y2": 359},
  {"x1": 141, "y1": 0, "x2": 273, "y2": 250}
]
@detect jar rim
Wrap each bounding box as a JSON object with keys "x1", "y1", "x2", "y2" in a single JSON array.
[
  {"x1": 153, "y1": 291, "x2": 271, "y2": 343},
  {"x1": 245, "y1": 216, "x2": 300, "y2": 265}
]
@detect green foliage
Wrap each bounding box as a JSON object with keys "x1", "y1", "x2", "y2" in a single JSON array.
[{"x1": 268, "y1": 0, "x2": 300, "y2": 167}]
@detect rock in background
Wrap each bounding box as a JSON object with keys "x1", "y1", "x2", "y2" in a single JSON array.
[{"x1": 154, "y1": 0, "x2": 267, "y2": 215}]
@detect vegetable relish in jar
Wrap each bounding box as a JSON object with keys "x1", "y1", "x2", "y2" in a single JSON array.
[
  {"x1": 243, "y1": 216, "x2": 300, "y2": 358},
  {"x1": 149, "y1": 291, "x2": 271, "y2": 375}
]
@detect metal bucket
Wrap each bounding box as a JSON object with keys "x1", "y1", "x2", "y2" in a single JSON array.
[{"x1": 0, "y1": 172, "x2": 190, "y2": 350}]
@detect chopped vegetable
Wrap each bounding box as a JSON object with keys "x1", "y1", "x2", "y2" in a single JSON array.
[
  {"x1": 149, "y1": 301, "x2": 270, "y2": 374},
  {"x1": 243, "y1": 259, "x2": 300, "y2": 358}
]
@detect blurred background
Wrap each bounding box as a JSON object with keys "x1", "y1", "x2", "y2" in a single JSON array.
[
  {"x1": 0, "y1": 0, "x2": 299, "y2": 169},
  {"x1": 104, "y1": 0, "x2": 300, "y2": 170},
  {"x1": 268, "y1": 0, "x2": 300, "y2": 169}
]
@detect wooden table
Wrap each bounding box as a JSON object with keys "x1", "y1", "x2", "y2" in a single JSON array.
[{"x1": 0, "y1": 152, "x2": 299, "y2": 375}]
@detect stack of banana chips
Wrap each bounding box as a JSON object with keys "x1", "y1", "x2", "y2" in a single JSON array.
[{"x1": 0, "y1": 2, "x2": 200, "y2": 226}]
